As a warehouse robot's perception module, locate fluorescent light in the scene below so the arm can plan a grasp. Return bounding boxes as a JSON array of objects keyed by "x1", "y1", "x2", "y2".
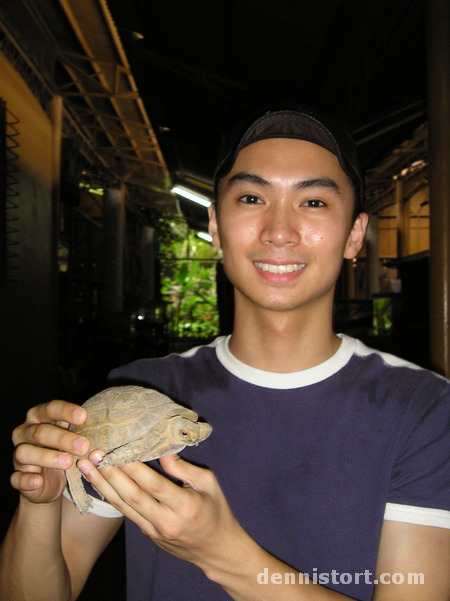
[
  {"x1": 197, "y1": 232, "x2": 213, "y2": 243},
  {"x1": 171, "y1": 185, "x2": 211, "y2": 208}
]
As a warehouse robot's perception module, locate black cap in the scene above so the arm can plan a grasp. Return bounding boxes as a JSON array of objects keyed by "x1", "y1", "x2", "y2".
[{"x1": 214, "y1": 106, "x2": 364, "y2": 214}]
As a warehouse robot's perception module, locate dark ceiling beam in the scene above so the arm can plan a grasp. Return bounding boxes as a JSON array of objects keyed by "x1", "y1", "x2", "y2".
[{"x1": 128, "y1": 46, "x2": 264, "y2": 106}]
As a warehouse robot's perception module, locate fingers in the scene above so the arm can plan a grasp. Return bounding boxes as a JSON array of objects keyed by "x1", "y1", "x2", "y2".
[
  {"x1": 79, "y1": 456, "x2": 214, "y2": 522},
  {"x1": 84, "y1": 455, "x2": 214, "y2": 511},
  {"x1": 9, "y1": 399, "x2": 90, "y2": 506},
  {"x1": 159, "y1": 454, "x2": 216, "y2": 492},
  {"x1": 9, "y1": 464, "x2": 67, "y2": 505},
  {"x1": 25, "y1": 399, "x2": 87, "y2": 427},
  {"x1": 78, "y1": 457, "x2": 188, "y2": 519},
  {"x1": 81, "y1": 459, "x2": 171, "y2": 507},
  {"x1": 14, "y1": 422, "x2": 88, "y2": 454},
  {"x1": 121, "y1": 461, "x2": 182, "y2": 505},
  {"x1": 76, "y1": 457, "x2": 233, "y2": 564},
  {"x1": 12, "y1": 401, "x2": 90, "y2": 456},
  {"x1": 14, "y1": 443, "x2": 73, "y2": 471},
  {"x1": 77, "y1": 459, "x2": 161, "y2": 536},
  {"x1": 10, "y1": 470, "x2": 44, "y2": 493},
  {"x1": 11, "y1": 441, "x2": 74, "y2": 502}
]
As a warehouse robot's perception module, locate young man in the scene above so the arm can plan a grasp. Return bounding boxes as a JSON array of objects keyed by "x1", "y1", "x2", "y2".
[{"x1": 1, "y1": 107, "x2": 449, "y2": 601}]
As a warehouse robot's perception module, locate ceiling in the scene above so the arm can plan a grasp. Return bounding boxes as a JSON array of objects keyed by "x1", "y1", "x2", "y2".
[
  {"x1": 0, "y1": 0, "x2": 180, "y2": 210},
  {"x1": 105, "y1": 0, "x2": 428, "y2": 226}
]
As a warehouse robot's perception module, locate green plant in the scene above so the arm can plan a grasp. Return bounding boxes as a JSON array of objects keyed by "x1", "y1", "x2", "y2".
[
  {"x1": 156, "y1": 213, "x2": 221, "y2": 339},
  {"x1": 372, "y1": 297, "x2": 393, "y2": 336}
]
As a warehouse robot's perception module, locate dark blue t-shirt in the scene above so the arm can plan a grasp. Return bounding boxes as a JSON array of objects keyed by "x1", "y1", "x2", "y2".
[{"x1": 83, "y1": 335, "x2": 450, "y2": 601}]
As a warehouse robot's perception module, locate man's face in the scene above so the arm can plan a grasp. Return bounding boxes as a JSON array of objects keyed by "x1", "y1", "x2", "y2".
[{"x1": 209, "y1": 138, "x2": 368, "y2": 316}]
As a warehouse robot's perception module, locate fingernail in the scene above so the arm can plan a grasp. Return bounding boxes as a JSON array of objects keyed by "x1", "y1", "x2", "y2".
[
  {"x1": 73, "y1": 437, "x2": 88, "y2": 454},
  {"x1": 57, "y1": 453, "x2": 71, "y2": 468},
  {"x1": 72, "y1": 407, "x2": 85, "y2": 423},
  {"x1": 90, "y1": 452, "x2": 103, "y2": 466},
  {"x1": 78, "y1": 462, "x2": 91, "y2": 475}
]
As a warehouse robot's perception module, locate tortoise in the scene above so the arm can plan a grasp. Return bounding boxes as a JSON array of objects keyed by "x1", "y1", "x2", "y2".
[{"x1": 65, "y1": 385, "x2": 212, "y2": 513}]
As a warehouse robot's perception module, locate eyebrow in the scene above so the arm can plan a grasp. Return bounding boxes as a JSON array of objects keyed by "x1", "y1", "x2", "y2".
[{"x1": 226, "y1": 171, "x2": 341, "y2": 193}]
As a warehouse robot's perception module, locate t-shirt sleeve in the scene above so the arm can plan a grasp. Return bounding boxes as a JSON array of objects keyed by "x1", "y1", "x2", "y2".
[
  {"x1": 385, "y1": 382, "x2": 450, "y2": 527},
  {"x1": 63, "y1": 486, "x2": 123, "y2": 518}
]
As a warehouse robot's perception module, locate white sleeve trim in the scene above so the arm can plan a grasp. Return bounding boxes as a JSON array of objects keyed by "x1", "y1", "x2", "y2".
[
  {"x1": 64, "y1": 490, "x2": 450, "y2": 526},
  {"x1": 63, "y1": 487, "x2": 123, "y2": 519},
  {"x1": 384, "y1": 502, "x2": 450, "y2": 529}
]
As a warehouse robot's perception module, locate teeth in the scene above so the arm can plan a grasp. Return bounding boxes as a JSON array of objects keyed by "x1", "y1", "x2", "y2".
[{"x1": 255, "y1": 262, "x2": 305, "y2": 274}]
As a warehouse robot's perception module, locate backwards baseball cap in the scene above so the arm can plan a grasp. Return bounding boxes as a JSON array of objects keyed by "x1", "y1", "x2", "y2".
[{"x1": 213, "y1": 106, "x2": 364, "y2": 214}]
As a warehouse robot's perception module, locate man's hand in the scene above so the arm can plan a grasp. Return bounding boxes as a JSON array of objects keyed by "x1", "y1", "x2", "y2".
[
  {"x1": 11, "y1": 400, "x2": 90, "y2": 505},
  {"x1": 76, "y1": 453, "x2": 247, "y2": 572}
]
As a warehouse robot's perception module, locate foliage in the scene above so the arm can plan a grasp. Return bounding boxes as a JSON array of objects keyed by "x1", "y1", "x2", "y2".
[
  {"x1": 156, "y1": 213, "x2": 221, "y2": 339},
  {"x1": 372, "y1": 297, "x2": 393, "y2": 336}
]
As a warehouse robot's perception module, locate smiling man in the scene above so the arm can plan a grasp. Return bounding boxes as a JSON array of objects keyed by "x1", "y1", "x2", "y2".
[
  {"x1": 210, "y1": 128, "x2": 367, "y2": 372},
  {"x1": 1, "y1": 106, "x2": 449, "y2": 601}
]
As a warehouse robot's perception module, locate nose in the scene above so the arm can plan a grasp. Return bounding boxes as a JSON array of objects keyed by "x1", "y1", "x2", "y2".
[{"x1": 260, "y1": 204, "x2": 301, "y2": 246}]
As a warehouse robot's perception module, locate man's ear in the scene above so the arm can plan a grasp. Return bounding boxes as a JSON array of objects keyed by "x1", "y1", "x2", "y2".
[
  {"x1": 344, "y1": 212, "x2": 369, "y2": 259},
  {"x1": 208, "y1": 204, "x2": 222, "y2": 250}
]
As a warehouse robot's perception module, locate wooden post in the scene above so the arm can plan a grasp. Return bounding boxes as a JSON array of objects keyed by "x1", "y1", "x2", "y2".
[
  {"x1": 100, "y1": 186, "x2": 125, "y2": 316},
  {"x1": 426, "y1": 0, "x2": 450, "y2": 376}
]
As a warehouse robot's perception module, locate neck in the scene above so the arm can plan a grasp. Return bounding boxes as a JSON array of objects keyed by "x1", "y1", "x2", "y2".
[{"x1": 229, "y1": 300, "x2": 341, "y2": 373}]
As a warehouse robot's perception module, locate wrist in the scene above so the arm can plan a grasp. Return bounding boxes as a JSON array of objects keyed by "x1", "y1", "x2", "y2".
[
  {"x1": 200, "y1": 525, "x2": 267, "y2": 587},
  {"x1": 18, "y1": 494, "x2": 63, "y2": 527}
]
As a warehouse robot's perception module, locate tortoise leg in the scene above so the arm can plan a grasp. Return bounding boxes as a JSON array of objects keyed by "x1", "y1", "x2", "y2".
[
  {"x1": 99, "y1": 438, "x2": 155, "y2": 467},
  {"x1": 66, "y1": 464, "x2": 93, "y2": 513},
  {"x1": 99, "y1": 438, "x2": 185, "y2": 468}
]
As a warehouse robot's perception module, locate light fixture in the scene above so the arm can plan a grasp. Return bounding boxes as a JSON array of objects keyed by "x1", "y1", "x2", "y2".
[
  {"x1": 197, "y1": 232, "x2": 213, "y2": 243},
  {"x1": 171, "y1": 185, "x2": 212, "y2": 208}
]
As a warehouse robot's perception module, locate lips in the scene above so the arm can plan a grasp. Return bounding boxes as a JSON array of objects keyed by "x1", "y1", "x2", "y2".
[{"x1": 254, "y1": 262, "x2": 306, "y2": 274}]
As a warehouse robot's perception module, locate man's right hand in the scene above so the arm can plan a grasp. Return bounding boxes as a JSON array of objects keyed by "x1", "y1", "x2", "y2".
[
  {"x1": 10, "y1": 400, "x2": 90, "y2": 505},
  {"x1": 2, "y1": 401, "x2": 121, "y2": 601}
]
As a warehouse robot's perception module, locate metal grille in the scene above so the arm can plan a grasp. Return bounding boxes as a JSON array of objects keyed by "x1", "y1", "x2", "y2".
[{"x1": 0, "y1": 99, "x2": 20, "y2": 284}]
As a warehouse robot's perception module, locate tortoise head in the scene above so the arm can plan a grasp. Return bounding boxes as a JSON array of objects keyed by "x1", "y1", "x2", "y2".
[{"x1": 167, "y1": 416, "x2": 212, "y2": 446}]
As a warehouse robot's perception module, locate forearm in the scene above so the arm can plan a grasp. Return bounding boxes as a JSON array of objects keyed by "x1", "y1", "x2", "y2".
[
  {"x1": 0, "y1": 497, "x2": 72, "y2": 601},
  {"x1": 202, "y1": 531, "x2": 354, "y2": 601}
]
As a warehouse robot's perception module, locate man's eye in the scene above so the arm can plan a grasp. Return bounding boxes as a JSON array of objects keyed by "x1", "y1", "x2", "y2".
[
  {"x1": 303, "y1": 199, "x2": 325, "y2": 208},
  {"x1": 239, "y1": 194, "x2": 261, "y2": 204}
]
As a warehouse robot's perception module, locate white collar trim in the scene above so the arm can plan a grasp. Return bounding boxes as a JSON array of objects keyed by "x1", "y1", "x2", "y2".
[{"x1": 214, "y1": 334, "x2": 357, "y2": 389}]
